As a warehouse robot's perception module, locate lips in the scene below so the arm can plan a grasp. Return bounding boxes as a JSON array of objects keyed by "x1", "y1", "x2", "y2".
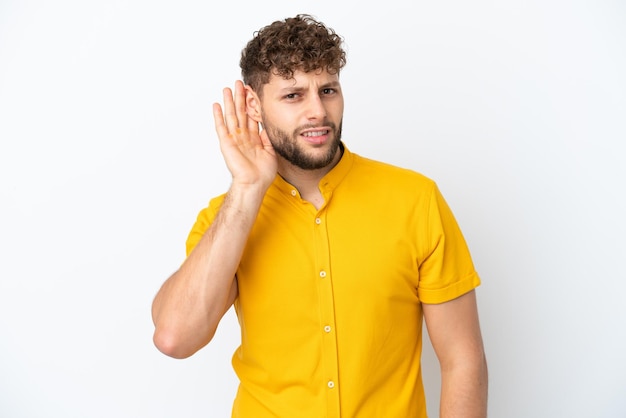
[{"x1": 300, "y1": 128, "x2": 331, "y2": 145}]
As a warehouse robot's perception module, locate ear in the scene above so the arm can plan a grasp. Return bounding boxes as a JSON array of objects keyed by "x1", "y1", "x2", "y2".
[{"x1": 245, "y1": 85, "x2": 263, "y2": 123}]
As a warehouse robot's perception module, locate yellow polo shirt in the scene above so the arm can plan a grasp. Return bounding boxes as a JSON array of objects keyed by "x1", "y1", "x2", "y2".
[{"x1": 186, "y1": 146, "x2": 480, "y2": 417}]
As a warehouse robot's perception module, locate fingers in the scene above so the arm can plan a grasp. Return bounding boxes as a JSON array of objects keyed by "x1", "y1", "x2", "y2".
[
  {"x1": 212, "y1": 102, "x2": 228, "y2": 141},
  {"x1": 213, "y1": 81, "x2": 265, "y2": 158},
  {"x1": 222, "y1": 86, "x2": 238, "y2": 134},
  {"x1": 234, "y1": 81, "x2": 248, "y2": 130},
  {"x1": 223, "y1": 81, "x2": 248, "y2": 132}
]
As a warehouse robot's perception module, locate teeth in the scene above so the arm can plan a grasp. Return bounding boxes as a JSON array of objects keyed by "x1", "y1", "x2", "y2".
[{"x1": 303, "y1": 130, "x2": 327, "y2": 137}]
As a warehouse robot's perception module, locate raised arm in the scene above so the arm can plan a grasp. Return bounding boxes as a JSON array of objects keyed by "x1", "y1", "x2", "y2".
[
  {"x1": 151, "y1": 81, "x2": 277, "y2": 359},
  {"x1": 423, "y1": 290, "x2": 488, "y2": 417}
]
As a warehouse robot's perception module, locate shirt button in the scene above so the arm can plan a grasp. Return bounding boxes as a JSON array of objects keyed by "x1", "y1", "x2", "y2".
[
  {"x1": 315, "y1": 218, "x2": 321, "y2": 225},
  {"x1": 327, "y1": 381, "x2": 335, "y2": 389},
  {"x1": 324, "y1": 325, "x2": 331, "y2": 333},
  {"x1": 290, "y1": 189, "x2": 297, "y2": 196},
  {"x1": 319, "y1": 271, "x2": 327, "y2": 278}
]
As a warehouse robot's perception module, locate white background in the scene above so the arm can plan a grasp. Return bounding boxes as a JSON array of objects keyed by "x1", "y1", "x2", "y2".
[{"x1": 1, "y1": 1, "x2": 625, "y2": 417}]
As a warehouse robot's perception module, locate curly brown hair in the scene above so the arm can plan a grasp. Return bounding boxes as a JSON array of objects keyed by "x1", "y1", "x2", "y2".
[{"x1": 240, "y1": 14, "x2": 347, "y2": 95}]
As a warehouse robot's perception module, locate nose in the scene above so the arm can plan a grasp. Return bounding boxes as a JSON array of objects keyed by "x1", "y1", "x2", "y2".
[{"x1": 305, "y1": 94, "x2": 327, "y2": 121}]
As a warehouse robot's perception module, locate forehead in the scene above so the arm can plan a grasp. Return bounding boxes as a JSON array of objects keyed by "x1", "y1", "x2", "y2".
[{"x1": 265, "y1": 68, "x2": 340, "y2": 91}]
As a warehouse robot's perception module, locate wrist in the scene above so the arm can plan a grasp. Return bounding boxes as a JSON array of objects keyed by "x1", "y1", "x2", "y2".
[{"x1": 226, "y1": 181, "x2": 270, "y2": 210}]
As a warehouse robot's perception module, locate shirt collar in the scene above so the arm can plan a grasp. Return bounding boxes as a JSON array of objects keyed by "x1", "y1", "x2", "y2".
[
  {"x1": 319, "y1": 142, "x2": 353, "y2": 193},
  {"x1": 272, "y1": 142, "x2": 354, "y2": 196}
]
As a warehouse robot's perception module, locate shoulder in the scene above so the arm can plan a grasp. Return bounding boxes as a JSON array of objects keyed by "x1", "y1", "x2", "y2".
[
  {"x1": 348, "y1": 153, "x2": 436, "y2": 192},
  {"x1": 196, "y1": 193, "x2": 227, "y2": 223},
  {"x1": 185, "y1": 193, "x2": 227, "y2": 256}
]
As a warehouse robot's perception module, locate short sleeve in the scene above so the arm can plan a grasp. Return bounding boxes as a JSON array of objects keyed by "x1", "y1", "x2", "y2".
[
  {"x1": 185, "y1": 194, "x2": 226, "y2": 257},
  {"x1": 417, "y1": 184, "x2": 481, "y2": 304}
]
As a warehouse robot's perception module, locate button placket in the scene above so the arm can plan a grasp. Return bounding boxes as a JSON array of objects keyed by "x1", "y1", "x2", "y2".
[{"x1": 312, "y1": 209, "x2": 340, "y2": 415}]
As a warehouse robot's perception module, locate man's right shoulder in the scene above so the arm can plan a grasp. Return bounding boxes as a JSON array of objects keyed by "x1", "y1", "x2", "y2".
[{"x1": 185, "y1": 193, "x2": 227, "y2": 256}]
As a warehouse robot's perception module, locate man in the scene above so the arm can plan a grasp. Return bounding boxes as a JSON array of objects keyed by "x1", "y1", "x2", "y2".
[{"x1": 152, "y1": 14, "x2": 488, "y2": 417}]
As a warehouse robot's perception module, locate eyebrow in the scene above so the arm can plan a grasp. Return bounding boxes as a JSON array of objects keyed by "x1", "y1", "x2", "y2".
[{"x1": 277, "y1": 81, "x2": 341, "y2": 94}]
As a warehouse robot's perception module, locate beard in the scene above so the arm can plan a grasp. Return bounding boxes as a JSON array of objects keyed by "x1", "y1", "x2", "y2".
[{"x1": 262, "y1": 115, "x2": 343, "y2": 170}]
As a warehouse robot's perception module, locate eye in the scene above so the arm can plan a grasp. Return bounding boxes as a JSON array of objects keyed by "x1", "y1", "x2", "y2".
[
  {"x1": 322, "y1": 88, "x2": 336, "y2": 95},
  {"x1": 284, "y1": 93, "x2": 300, "y2": 100}
]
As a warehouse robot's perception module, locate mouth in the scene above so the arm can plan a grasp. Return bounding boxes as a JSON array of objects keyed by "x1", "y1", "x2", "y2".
[{"x1": 300, "y1": 128, "x2": 331, "y2": 145}]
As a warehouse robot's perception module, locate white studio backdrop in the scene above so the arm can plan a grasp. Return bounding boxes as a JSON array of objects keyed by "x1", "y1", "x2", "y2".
[{"x1": 1, "y1": 1, "x2": 625, "y2": 417}]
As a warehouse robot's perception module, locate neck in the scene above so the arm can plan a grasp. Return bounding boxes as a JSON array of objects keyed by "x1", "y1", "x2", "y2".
[{"x1": 277, "y1": 147, "x2": 343, "y2": 209}]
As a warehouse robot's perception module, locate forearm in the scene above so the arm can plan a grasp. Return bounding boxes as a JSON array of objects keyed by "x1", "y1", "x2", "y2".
[
  {"x1": 151, "y1": 184, "x2": 266, "y2": 358},
  {"x1": 439, "y1": 354, "x2": 488, "y2": 418}
]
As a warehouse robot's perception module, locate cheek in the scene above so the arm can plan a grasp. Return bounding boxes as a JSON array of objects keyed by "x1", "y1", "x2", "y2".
[
  {"x1": 328, "y1": 101, "x2": 344, "y2": 120},
  {"x1": 268, "y1": 114, "x2": 299, "y2": 132},
  {"x1": 262, "y1": 105, "x2": 288, "y2": 126},
  {"x1": 338, "y1": 100, "x2": 345, "y2": 113}
]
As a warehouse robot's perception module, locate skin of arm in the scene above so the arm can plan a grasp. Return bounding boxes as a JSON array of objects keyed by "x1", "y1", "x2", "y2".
[
  {"x1": 422, "y1": 290, "x2": 489, "y2": 417},
  {"x1": 151, "y1": 81, "x2": 277, "y2": 359}
]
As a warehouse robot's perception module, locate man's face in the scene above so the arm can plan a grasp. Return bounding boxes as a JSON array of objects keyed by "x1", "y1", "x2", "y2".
[{"x1": 256, "y1": 69, "x2": 344, "y2": 170}]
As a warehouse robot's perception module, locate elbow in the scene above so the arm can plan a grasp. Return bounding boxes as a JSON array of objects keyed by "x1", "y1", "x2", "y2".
[
  {"x1": 440, "y1": 347, "x2": 488, "y2": 382},
  {"x1": 153, "y1": 326, "x2": 212, "y2": 359},
  {"x1": 153, "y1": 328, "x2": 191, "y2": 359}
]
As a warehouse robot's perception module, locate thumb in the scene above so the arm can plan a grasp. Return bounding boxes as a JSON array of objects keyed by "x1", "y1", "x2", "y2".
[{"x1": 259, "y1": 129, "x2": 274, "y2": 151}]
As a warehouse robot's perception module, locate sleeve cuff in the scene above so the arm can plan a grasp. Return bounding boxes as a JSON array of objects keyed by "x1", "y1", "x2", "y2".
[{"x1": 418, "y1": 272, "x2": 481, "y2": 304}]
